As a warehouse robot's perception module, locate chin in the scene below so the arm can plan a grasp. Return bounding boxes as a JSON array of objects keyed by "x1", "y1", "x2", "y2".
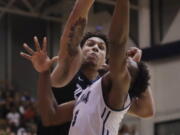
[{"x1": 83, "y1": 60, "x2": 97, "y2": 68}]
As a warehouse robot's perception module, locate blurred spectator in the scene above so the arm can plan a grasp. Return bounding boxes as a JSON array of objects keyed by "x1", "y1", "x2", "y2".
[
  {"x1": 6, "y1": 107, "x2": 20, "y2": 132},
  {"x1": 17, "y1": 127, "x2": 27, "y2": 135},
  {"x1": 0, "y1": 83, "x2": 38, "y2": 134},
  {"x1": 118, "y1": 124, "x2": 139, "y2": 135},
  {"x1": 118, "y1": 124, "x2": 131, "y2": 135}
]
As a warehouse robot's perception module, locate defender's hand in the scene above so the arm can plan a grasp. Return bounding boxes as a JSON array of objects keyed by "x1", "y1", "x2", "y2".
[
  {"x1": 127, "y1": 47, "x2": 142, "y2": 62},
  {"x1": 20, "y1": 36, "x2": 58, "y2": 73}
]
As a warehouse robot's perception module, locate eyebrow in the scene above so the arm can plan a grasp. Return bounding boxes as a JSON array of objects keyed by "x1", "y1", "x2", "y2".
[{"x1": 87, "y1": 39, "x2": 105, "y2": 44}]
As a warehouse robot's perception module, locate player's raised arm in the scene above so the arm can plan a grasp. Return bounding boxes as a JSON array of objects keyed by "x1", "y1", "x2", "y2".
[
  {"x1": 127, "y1": 48, "x2": 155, "y2": 118},
  {"x1": 21, "y1": 37, "x2": 75, "y2": 126},
  {"x1": 104, "y1": 0, "x2": 130, "y2": 110},
  {"x1": 51, "y1": 0, "x2": 95, "y2": 88},
  {"x1": 108, "y1": 0, "x2": 129, "y2": 69}
]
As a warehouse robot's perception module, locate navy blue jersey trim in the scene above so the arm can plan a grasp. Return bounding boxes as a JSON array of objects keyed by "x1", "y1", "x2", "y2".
[
  {"x1": 102, "y1": 111, "x2": 111, "y2": 135},
  {"x1": 101, "y1": 107, "x2": 106, "y2": 118},
  {"x1": 101, "y1": 80, "x2": 131, "y2": 112},
  {"x1": 107, "y1": 130, "x2": 109, "y2": 135}
]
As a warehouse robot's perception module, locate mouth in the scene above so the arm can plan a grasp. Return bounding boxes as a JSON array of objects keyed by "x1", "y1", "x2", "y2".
[{"x1": 88, "y1": 53, "x2": 98, "y2": 60}]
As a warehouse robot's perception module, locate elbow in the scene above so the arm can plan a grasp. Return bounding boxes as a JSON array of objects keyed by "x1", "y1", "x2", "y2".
[
  {"x1": 50, "y1": 73, "x2": 69, "y2": 88},
  {"x1": 38, "y1": 111, "x2": 55, "y2": 126},
  {"x1": 143, "y1": 111, "x2": 155, "y2": 118},
  {"x1": 41, "y1": 115, "x2": 59, "y2": 127},
  {"x1": 140, "y1": 108, "x2": 155, "y2": 118},
  {"x1": 148, "y1": 107, "x2": 155, "y2": 117},
  {"x1": 37, "y1": 105, "x2": 59, "y2": 127},
  {"x1": 42, "y1": 119, "x2": 53, "y2": 127}
]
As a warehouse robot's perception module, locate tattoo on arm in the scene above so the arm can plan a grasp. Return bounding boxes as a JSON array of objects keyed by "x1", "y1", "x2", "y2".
[
  {"x1": 61, "y1": 58, "x2": 71, "y2": 79},
  {"x1": 67, "y1": 18, "x2": 86, "y2": 56}
]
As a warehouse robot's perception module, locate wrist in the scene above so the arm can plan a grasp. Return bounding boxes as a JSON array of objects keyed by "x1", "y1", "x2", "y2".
[{"x1": 39, "y1": 70, "x2": 51, "y2": 75}]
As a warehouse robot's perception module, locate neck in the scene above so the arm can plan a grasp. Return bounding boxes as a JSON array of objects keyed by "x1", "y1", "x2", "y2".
[{"x1": 81, "y1": 65, "x2": 99, "y2": 81}]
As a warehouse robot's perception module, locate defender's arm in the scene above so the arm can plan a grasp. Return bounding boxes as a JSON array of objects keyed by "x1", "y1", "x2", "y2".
[
  {"x1": 51, "y1": 0, "x2": 95, "y2": 88},
  {"x1": 104, "y1": 0, "x2": 130, "y2": 110},
  {"x1": 128, "y1": 87, "x2": 155, "y2": 118},
  {"x1": 38, "y1": 71, "x2": 75, "y2": 126}
]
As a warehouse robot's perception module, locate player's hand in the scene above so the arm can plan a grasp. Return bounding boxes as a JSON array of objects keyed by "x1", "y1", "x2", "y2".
[
  {"x1": 127, "y1": 47, "x2": 142, "y2": 62},
  {"x1": 20, "y1": 36, "x2": 58, "y2": 73}
]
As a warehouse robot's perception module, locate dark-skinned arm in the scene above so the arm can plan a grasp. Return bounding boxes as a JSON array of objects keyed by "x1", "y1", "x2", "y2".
[
  {"x1": 21, "y1": 37, "x2": 75, "y2": 126},
  {"x1": 104, "y1": 0, "x2": 130, "y2": 110},
  {"x1": 128, "y1": 87, "x2": 155, "y2": 118},
  {"x1": 38, "y1": 71, "x2": 75, "y2": 126},
  {"x1": 51, "y1": 0, "x2": 95, "y2": 88}
]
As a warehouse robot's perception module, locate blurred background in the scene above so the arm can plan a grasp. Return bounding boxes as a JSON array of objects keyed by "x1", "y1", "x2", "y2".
[{"x1": 0, "y1": 0, "x2": 180, "y2": 134}]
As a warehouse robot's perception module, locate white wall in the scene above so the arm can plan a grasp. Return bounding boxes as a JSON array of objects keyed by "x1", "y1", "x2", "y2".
[
  {"x1": 150, "y1": 57, "x2": 180, "y2": 122},
  {"x1": 162, "y1": 9, "x2": 180, "y2": 44}
]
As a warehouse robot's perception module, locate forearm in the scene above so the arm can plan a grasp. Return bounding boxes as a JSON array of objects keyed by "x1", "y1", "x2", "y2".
[
  {"x1": 138, "y1": 87, "x2": 155, "y2": 117},
  {"x1": 37, "y1": 71, "x2": 59, "y2": 125},
  {"x1": 51, "y1": 53, "x2": 82, "y2": 87},
  {"x1": 105, "y1": 0, "x2": 131, "y2": 110},
  {"x1": 108, "y1": 0, "x2": 130, "y2": 77},
  {"x1": 129, "y1": 87, "x2": 155, "y2": 118},
  {"x1": 60, "y1": 0, "x2": 95, "y2": 50},
  {"x1": 51, "y1": 0, "x2": 95, "y2": 87},
  {"x1": 62, "y1": 0, "x2": 94, "y2": 38},
  {"x1": 108, "y1": 0, "x2": 129, "y2": 46}
]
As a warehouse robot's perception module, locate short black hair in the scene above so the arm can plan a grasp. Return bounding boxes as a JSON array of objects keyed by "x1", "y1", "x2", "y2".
[
  {"x1": 129, "y1": 61, "x2": 150, "y2": 99},
  {"x1": 80, "y1": 32, "x2": 109, "y2": 56}
]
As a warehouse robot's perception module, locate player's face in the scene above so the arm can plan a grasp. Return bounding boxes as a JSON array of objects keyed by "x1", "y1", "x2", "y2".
[{"x1": 82, "y1": 37, "x2": 106, "y2": 69}]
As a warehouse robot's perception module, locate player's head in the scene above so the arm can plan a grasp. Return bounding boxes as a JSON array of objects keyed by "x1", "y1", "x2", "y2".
[
  {"x1": 127, "y1": 58, "x2": 150, "y2": 98},
  {"x1": 80, "y1": 32, "x2": 109, "y2": 69}
]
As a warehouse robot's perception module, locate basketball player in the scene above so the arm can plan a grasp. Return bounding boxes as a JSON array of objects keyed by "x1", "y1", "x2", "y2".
[
  {"x1": 20, "y1": 0, "x2": 154, "y2": 134},
  {"x1": 21, "y1": 0, "x2": 110, "y2": 134}
]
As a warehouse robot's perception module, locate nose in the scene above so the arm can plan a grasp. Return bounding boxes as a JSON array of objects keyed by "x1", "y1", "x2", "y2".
[{"x1": 92, "y1": 44, "x2": 99, "y2": 52}]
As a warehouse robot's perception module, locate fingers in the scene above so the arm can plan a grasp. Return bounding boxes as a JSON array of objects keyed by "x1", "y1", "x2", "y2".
[
  {"x1": 133, "y1": 53, "x2": 141, "y2": 62},
  {"x1": 42, "y1": 37, "x2": 47, "y2": 52},
  {"x1": 128, "y1": 47, "x2": 137, "y2": 54},
  {"x1": 20, "y1": 52, "x2": 32, "y2": 60},
  {"x1": 127, "y1": 47, "x2": 142, "y2": 56},
  {"x1": 133, "y1": 49, "x2": 142, "y2": 61},
  {"x1": 51, "y1": 56, "x2": 59, "y2": 64},
  {"x1": 33, "y1": 36, "x2": 41, "y2": 51},
  {"x1": 21, "y1": 36, "x2": 47, "y2": 59},
  {"x1": 132, "y1": 50, "x2": 142, "y2": 62},
  {"x1": 127, "y1": 47, "x2": 142, "y2": 62},
  {"x1": 23, "y1": 43, "x2": 35, "y2": 55}
]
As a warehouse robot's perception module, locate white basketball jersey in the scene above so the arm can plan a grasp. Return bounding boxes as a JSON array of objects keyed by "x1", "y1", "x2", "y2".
[{"x1": 69, "y1": 78, "x2": 131, "y2": 135}]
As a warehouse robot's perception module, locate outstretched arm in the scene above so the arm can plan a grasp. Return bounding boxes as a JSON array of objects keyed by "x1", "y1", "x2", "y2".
[
  {"x1": 38, "y1": 71, "x2": 75, "y2": 126},
  {"x1": 128, "y1": 47, "x2": 155, "y2": 118},
  {"x1": 108, "y1": 0, "x2": 129, "y2": 77},
  {"x1": 51, "y1": 0, "x2": 95, "y2": 87},
  {"x1": 21, "y1": 37, "x2": 75, "y2": 126},
  {"x1": 127, "y1": 48, "x2": 155, "y2": 118},
  {"x1": 104, "y1": 0, "x2": 130, "y2": 110}
]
